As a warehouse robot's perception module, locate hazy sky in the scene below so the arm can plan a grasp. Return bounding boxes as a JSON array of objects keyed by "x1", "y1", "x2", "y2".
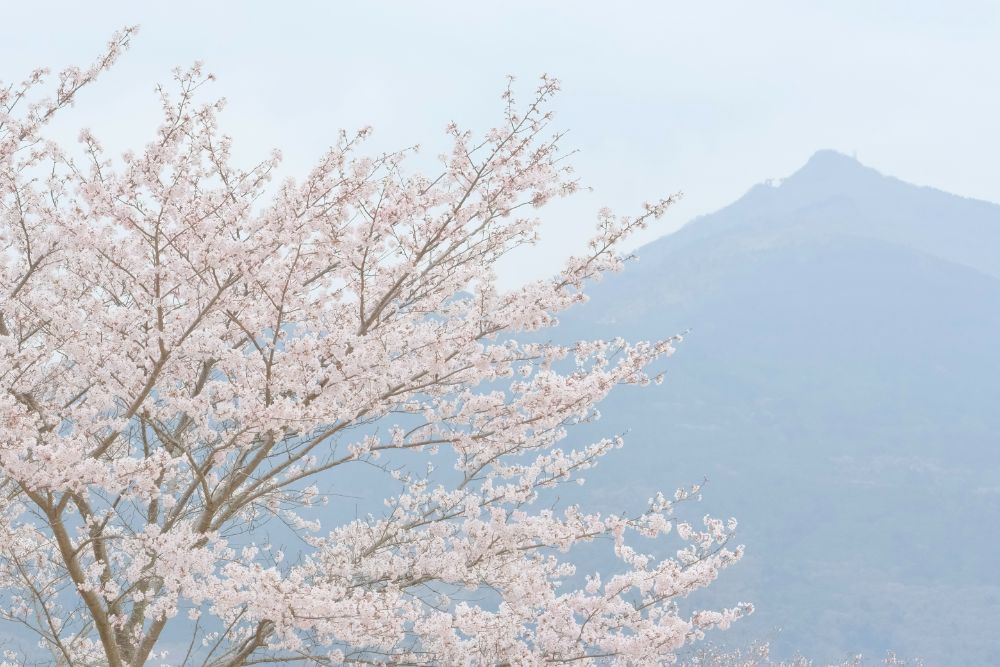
[{"x1": 3, "y1": 1, "x2": 998, "y2": 286}]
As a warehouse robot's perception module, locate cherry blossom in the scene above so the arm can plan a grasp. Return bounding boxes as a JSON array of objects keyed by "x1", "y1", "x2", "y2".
[{"x1": 0, "y1": 30, "x2": 748, "y2": 666}]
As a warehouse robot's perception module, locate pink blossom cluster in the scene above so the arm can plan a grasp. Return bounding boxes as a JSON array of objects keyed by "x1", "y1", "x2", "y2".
[{"x1": 0, "y1": 30, "x2": 748, "y2": 665}]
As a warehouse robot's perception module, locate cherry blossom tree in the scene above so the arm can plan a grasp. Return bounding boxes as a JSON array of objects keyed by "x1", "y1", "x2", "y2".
[{"x1": 0, "y1": 29, "x2": 749, "y2": 666}]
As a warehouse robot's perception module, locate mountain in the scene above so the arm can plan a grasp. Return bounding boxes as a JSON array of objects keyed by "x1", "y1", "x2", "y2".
[{"x1": 556, "y1": 151, "x2": 1000, "y2": 665}]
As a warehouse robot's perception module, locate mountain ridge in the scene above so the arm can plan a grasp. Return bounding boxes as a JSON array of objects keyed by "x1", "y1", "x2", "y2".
[
  {"x1": 555, "y1": 151, "x2": 1000, "y2": 665},
  {"x1": 635, "y1": 149, "x2": 1000, "y2": 282}
]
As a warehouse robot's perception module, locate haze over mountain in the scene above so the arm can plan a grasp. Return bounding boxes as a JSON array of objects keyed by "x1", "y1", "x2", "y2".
[{"x1": 558, "y1": 151, "x2": 1000, "y2": 665}]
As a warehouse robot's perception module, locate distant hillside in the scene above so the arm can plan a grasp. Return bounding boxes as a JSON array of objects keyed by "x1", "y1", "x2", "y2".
[{"x1": 556, "y1": 151, "x2": 1000, "y2": 665}]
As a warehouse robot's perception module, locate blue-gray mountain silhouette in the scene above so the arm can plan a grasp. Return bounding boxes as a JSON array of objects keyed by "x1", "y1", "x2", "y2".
[{"x1": 556, "y1": 150, "x2": 1000, "y2": 665}]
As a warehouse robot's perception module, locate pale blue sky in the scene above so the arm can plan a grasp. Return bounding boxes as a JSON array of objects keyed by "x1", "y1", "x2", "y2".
[{"x1": 3, "y1": 1, "x2": 998, "y2": 286}]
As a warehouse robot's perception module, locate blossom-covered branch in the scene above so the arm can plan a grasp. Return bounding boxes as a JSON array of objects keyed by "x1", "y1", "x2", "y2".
[{"x1": 0, "y1": 34, "x2": 747, "y2": 666}]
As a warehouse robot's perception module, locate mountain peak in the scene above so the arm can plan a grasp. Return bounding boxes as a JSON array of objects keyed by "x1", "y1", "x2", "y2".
[
  {"x1": 784, "y1": 149, "x2": 882, "y2": 187},
  {"x1": 805, "y1": 148, "x2": 862, "y2": 168}
]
